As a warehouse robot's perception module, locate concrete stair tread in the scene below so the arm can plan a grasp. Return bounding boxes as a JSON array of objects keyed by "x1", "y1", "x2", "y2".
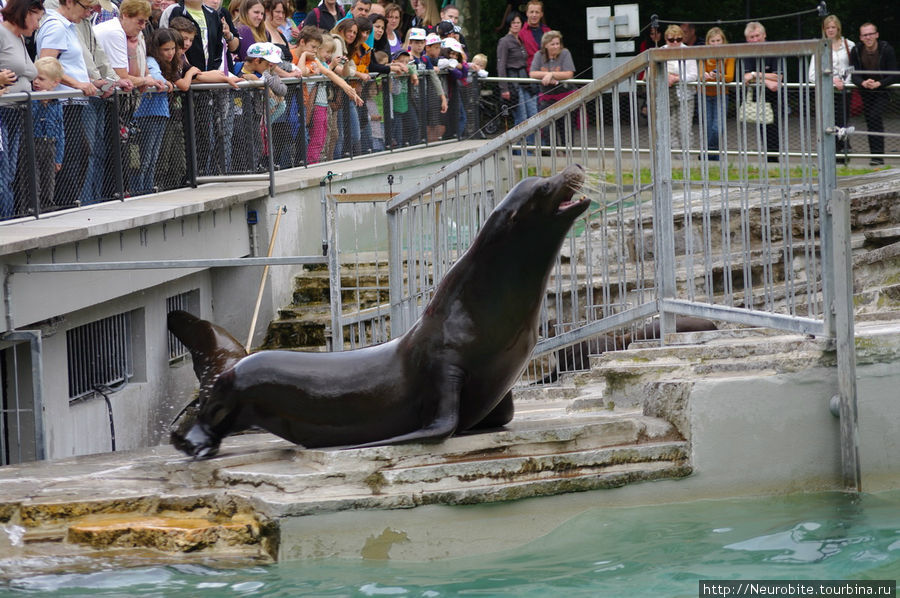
[
  {"x1": 593, "y1": 334, "x2": 827, "y2": 364},
  {"x1": 219, "y1": 440, "x2": 690, "y2": 514},
  {"x1": 210, "y1": 407, "x2": 684, "y2": 504}
]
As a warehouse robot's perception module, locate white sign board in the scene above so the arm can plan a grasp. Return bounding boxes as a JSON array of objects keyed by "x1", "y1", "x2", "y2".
[
  {"x1": 592, "y1": 41, "x2": 636, "y2": 54},
  {"x1": 586, "y1": 4, "x2": 640, "y2": 40}
]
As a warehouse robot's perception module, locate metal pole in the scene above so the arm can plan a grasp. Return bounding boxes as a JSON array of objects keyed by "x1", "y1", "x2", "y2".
[
  {"x1": 297, "y1": 82, "x2": 308, "y2": 166},
  {"x1": 649, "y1": 52, "x2": 676, "y2": 341},
  {"x1": 383, "y1": 74, "x2": 393, "y2": 149},
  {"x1": 184, "y1": 88, "x2": 198, "y2": 188},
  {"x1": 110, "y1": 93, "x2": 124, "y2": 199},
  {"x1": 264, "y1": 82, "x2": 276, "y2": 197},
  {"x1": 246, "y1": 204, "x2": 285, "y2": 349},
  {"x1": 326, "y1": 192, "x2": 342, "y2": 351},
  {"x1": 20, "y1": 93, "x2": 39, "y2": 217},
  {"x1": 7, "y1": 255, "x2": 327, "y2": 273},
  {"x1": 816, "y1": 39, "x2": 837, "y2": 338}
]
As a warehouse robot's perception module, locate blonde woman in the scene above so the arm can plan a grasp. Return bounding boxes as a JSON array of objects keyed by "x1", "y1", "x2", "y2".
[
  {"x1": 809, "y1": 15, "x2": 854, "y2": 155},
  {"x1": 529, "y1": 30, "x2": 574, "y2": 145},
  {"x1": 409, "y1": 0, "x2": 439, "y2": 32},
  {"x1": 701, "y1": 27, "x2": 734, "y2": 160},
  {"x1": 663, "y1": 24, "x2": 698, "y2": 152}
]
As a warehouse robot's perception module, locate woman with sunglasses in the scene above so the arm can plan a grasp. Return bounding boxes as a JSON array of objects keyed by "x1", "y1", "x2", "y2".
[{"x1": 663, "y1": 24, "x2": 698, "y2": 153}]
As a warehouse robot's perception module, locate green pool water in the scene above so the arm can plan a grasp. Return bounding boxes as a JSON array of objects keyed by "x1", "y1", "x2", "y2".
[{"x1": 3, "y1": 490, "x2": 899, "y2": 597}]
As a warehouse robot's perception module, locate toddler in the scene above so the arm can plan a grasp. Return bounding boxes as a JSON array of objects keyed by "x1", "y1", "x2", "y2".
[{"x1": 31, "y1": 57, "x2": 65, "y2": 210}]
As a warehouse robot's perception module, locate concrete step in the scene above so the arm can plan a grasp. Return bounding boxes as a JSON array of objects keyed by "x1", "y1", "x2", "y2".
[
  {"x1": 214, "y1": 409, "x2": 688, "y2": 515},
  {"x1": 66, "y1": 513, "x2": 262, "y2": 553},
  {"x1": 574, "y1": 334, "x2": 830, "y2": 407}
]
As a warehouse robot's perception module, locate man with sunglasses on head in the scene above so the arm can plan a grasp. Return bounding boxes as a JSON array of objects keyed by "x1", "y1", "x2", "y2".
[
  {"x1": 741, "y1": 21, "x2": 782, "y2": 162},
  {"x1": 849, "y1": 23, "x2": 897, "y2": 166}
]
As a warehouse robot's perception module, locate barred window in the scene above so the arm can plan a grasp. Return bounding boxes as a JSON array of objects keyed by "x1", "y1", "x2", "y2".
[
  {"x1": 67, "y1": 312, "x2": 135, "y2": 401},
  {"x1": 166, "y1": 290, "x2": 200, "y2": 362}
]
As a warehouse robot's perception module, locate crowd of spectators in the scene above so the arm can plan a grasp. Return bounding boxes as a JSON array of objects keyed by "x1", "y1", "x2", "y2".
[
  {"x1": 635, "y1": 16, "x2": 895, "y2": 164},
  {"x1": 0, "y1": 0, "x2": 897, "y2": 217}
]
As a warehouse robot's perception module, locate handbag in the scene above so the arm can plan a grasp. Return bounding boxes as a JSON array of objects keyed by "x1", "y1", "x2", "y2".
[
  {"x1": 849, "y1": 89, "x2": 863, "y2": 117},
  {"x1": 738, "y1": 89, "x2": 774, "y2": 125},
  {"x1": 842, "y1": 38, "x2": 864, "y2": 117}
]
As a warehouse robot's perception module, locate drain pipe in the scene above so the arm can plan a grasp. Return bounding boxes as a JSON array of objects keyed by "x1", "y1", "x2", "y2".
[
  {"x1": 92, "y1": 385, "x2": 117, "y2": 452},
  {"x1": 3, "y1": 264, "x2": 13, "y2": 333}
]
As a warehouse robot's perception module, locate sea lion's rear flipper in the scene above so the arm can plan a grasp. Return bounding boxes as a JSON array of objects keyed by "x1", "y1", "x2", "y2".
[
  {"x1": 167, "y1": 310, "x2": 248, "y2": 393},
  {"x1": 167, "y1": 311, "x2": 248, "y2": 455}
]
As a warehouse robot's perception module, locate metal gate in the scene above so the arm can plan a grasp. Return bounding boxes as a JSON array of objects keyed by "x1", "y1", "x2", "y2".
[{"x1": 383, "y1": 41, "x2": 860, "y2": 489}]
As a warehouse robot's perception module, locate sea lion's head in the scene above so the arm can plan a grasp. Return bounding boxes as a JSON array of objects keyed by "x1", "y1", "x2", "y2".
[{"x1": 482, "y1": 164, "x2": 590, "y2": 247}]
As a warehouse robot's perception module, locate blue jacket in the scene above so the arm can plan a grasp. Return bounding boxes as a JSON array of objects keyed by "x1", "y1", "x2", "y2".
[{"x1": 31, "y1": 100, "x2": 65, "y2": 164}]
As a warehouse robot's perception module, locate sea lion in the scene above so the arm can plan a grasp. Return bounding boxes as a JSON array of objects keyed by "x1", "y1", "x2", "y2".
[{"x1": 168, "y1": 164, "x2": 590, "y2": 458}]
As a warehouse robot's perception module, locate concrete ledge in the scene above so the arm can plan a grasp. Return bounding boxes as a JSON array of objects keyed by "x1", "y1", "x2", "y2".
[{"x1": 0, "y1": 140, "x2": 486, "y2": 255}]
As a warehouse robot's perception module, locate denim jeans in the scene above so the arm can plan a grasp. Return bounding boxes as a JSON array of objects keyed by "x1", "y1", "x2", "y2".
[
  {"x1": 519, "y1": 83, "x2": 537, "y2": 144},
  {"x1": 704, "y1": 94, "x2": 727, "y2": 158},
  {"x1": 79, "y1": 98, "x2": 108, "y2": 205},
  {"x1": 130, "y1": 116, "x2": 167, "y2": 195},
  {"x1": 509, "y1": 89, "x2": 527, "y2": 126},
  {"x1": 334, "y1": 101, "x2": 361, "y2": 158}
]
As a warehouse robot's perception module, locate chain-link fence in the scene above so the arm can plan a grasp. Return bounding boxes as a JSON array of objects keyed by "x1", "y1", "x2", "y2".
[
  {"x1": 1, "y1": 72, "x2": 470, "y2": 222},
  {"x1": 3, "y1": 65, "x2": 896, "y2": 223}
]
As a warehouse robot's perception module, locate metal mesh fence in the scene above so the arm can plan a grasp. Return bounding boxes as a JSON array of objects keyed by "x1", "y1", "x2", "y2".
[
  {"x1": 470, "y1": 76, "x2": 900, "y2": 161},
  {"x1": 385, "y1": 41, "x2": 841, "y2": 387},
  {"x1": 3, "y1": 63, "x2": 895, "y2": 224}
]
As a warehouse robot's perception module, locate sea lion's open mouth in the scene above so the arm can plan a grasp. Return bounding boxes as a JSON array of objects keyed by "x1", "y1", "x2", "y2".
[
  {"x1": 553, "y1": 164, "x2": 587, "y2": 215},
  {"x1": 556, "y1": 196, "x2": 591, "y2": 215}
]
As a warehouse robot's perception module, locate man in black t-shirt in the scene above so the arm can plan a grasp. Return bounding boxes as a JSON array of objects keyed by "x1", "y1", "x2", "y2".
[{"x1": 302, "y1": 0, "x2": 345, "y2": 33}]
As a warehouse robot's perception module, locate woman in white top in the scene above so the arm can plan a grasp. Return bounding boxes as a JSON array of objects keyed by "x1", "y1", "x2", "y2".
[
  {"x1": 808, "y1": 14, "x2": 854, "y2": 155},
  {"x1": 383, "y1": 3, "x2": 404, "y2": 57},
  {"x1": 663, "y1": 24, "x2": 698, "y2": 152},
  {"x1": 93, "y1": 0, "x2": 166, "y2": 90}
]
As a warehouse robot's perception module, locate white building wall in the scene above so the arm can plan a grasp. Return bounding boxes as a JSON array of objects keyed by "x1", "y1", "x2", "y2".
[{"x1": 1, "y1": 146, "x2": 477, "y2": 462}]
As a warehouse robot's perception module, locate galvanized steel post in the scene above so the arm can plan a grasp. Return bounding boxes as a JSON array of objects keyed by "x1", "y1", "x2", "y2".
[{"x1": 649, "y1": 52, "x2": 676, "y2": 342}]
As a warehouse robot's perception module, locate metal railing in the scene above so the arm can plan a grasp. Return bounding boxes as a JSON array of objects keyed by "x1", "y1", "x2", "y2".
[
  {"x1": 0, "y1": 72, "x2": 469, "y2": 222},
  {"x1": 3, "y1": 66, "x2": 895, "y2": 223},
  {"x1": 475, "y1": 75, "x2": 899, "y2": 158},
  {"x1": 383, "y1": 40, "x2": 861, "y2": 489}
]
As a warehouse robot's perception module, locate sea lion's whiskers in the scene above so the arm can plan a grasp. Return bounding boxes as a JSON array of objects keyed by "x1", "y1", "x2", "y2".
[{"x1": 578, "y1": 180, "x2": 606, "y2": 195}]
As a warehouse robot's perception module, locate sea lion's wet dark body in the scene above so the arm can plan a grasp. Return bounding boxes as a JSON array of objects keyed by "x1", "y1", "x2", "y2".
[{"x1": 170, "y1": 165, "x2": 590, "y2": 458}]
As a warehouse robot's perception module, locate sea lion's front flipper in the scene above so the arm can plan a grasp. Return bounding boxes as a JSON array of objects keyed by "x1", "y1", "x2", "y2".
[{"x1": 348, "y1": 365, "x2": 464, "y2": 449}]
